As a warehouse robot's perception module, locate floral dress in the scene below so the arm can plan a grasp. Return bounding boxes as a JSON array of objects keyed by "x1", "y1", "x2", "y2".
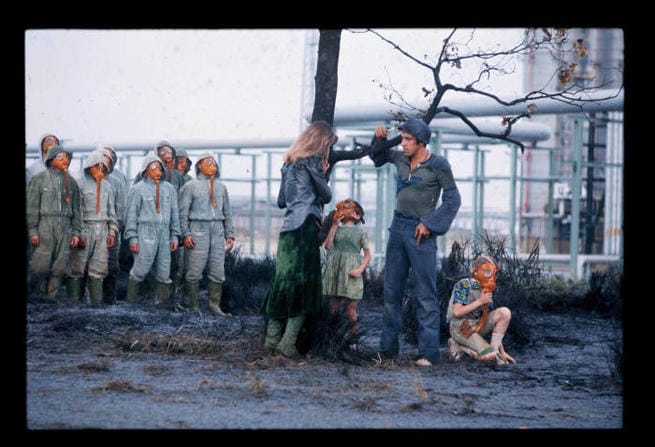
[{"x1": 322, "y1": 224, "x2": 369, "y2": 300}]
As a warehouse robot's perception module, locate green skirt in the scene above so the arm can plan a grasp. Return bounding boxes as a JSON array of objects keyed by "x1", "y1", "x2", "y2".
[{"x1": 261, "y1": 215, "x2": 322, "y2": 319}]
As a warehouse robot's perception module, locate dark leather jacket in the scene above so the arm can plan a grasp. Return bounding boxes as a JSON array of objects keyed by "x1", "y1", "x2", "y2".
[{"x1": 277, "y1": 154, "x2": 332, "y2": 233}]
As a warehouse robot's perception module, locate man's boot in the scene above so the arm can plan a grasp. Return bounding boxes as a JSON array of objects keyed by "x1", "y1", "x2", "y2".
[
  {"x1": 66, "y1": 277, "x2": 82, "y2": 302},
  {"x1": 46, "y1": 276, "x2": 62, "y2": 300},
  {"x1": 103, "y1": 273, "x2": 117, "y2": 304},
  {"x1": 185, "y1": 281, "x2": 201, "y2": 314},
  {"x1": 126, "y1": 278, "x2": 140, "y2": 304},
  {"x1": 88, "y1": 277, "x2": 104, "y2": 304},
  {"x1": 276, "y1": 315, "x2": 305, "y2": 359},
  {"x1": 207, "y1": 281, "x2": 229, "y2": 316},
  {"x1": 264, "y1": 319, "x2": 283, "y2": 352},
  {"x1": 154, "y1": 281, "x2": 171, "y2": 310}
]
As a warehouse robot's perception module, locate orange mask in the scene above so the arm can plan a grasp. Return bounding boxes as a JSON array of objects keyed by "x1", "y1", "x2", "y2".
[
  {"x1": 335, "y1": 198, "x2": 364, "y2": 223},
  {"x1": 157, "y1": 146, "x2": 173, "y2": 161},
  {"x1": 51, "y1": 152, "x2": 70, "y2": 172},
  {"x1": 89, "y1": 163, "x2": 105, "y2": 181},
  {"x1": 176, "y1": 157, "x2": 190, "y2": 174},
  {"x1": 198, "y1": 157, "x2": 218, "y2": 177},
  {"x1": 146, "y1": 161, "x2": 163, "y2": 181},
  {"x1": 474, "y1": 262, "x2": 498, "y2": 292},
  {"x1": 102, "y1": 155, "x2": 114, "y2": 175},
  {"x1": 41, "y1": 135, "x2": 58, "y2": 160}
]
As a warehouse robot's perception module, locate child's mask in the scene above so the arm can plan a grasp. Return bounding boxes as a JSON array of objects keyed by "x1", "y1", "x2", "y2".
[
  {"x1": 89, "y1": 163, "x2": 105, "y2": 181},
  {"x1": 198, "y1": 157, "x2": 218, "y2": 177},
  {"x1": 474, "y1": 262, "x2": 498, "y2": 292},
  {"x1": 146, "y1": 161, "x2": 163, "y2": 181},
  {"x1": 51, "y1": 152, "x2": 70, "y2": 171}
]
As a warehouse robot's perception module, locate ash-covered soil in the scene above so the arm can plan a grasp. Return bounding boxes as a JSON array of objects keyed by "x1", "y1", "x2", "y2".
[{"x1": 25, "y1": 294, "x2": 623, "y2": 430}]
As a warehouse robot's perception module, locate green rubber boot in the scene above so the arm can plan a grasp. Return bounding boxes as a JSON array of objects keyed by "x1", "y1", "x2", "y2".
[
  {"x1": 126, "y1": 278, "x2": 140, "y2": 304},
  {"x1": 185, "y1": 281, "x2": 201, "y2": 314},
  {"x1": 276, "y1": 315, "x2": 305, "y2": 359},
  {"x1": 103, "y1": 273, "x2": 117, "y2": 304},
  {"x1": 46, "y1": 276, "x2": 62, "y2": 300},
  {"x1": 30, "y1": 273, "x2": 48, "y2": 299},
  {"x1": 154, "y1": 281, "x2": 171, "y2": 309},
  {"x1": 88, "y1": 277, "x2": 104, "y2": 304},
  {"x1": 207, "y1": 281, "x2": 229, "y2": 316},
  {"x1": 264, "y1": 319, "x2": 283, "y2": 352},
  {"x1": 66, "y1": 277, "x2": 82, "y2": 302}
]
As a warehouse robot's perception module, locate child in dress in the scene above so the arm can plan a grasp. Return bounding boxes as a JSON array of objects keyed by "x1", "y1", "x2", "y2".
[{"x1": 321, "y1": 199, "x2": 371, "y2": 350}]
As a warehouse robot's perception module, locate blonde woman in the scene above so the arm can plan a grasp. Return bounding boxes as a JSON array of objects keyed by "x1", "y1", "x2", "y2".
[{"x1": 261, "y1": 121, "x2": 337, "y2": 358}]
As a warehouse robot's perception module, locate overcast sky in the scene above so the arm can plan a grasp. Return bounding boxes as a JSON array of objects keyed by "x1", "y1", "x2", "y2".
[{"x1": 25, "y1": 28, "x2": 525, "y2": 148}]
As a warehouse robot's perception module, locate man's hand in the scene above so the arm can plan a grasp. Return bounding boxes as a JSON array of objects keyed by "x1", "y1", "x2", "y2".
[
  {"x1": 29, "y1": 235, "x2": 40, "y2": 248},
  {"x1": 414, "y1": 222, "x2": 431, "y2": 246},
  {"x1": 184, "y1": 235, "x2": 196, "y2": 249},
  {"x1": 70, "y1": 235, "x2": 80, "y2": 249},
  {"x1": 374, "y1": 125, "x2": 389, "y2": 140},
  {"x1": 225, "y1": 238, "x2": 235, "y2": 252},
  {"x1": 107, "y1": 234, "x2": 116, "y2": 248},
  {"x1": 129, "y1": 242, "x2": 140, "y2": 254},
  {"x1": 170, "y1": 241, "x2": 179, "y2": 252}
]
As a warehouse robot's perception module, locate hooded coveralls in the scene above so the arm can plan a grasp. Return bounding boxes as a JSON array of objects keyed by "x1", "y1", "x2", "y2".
[
  {"x1": 103, "y1": 157, "x2": 129, "y2": 279},
  {"x1": 69, "y1": 153, "x2": 119, "y2": 281},
  {"x1": 124, "y1": 156, "x2": 181, "y2": 284},
  {"x1": 178, "y1": 170, "x2": 234, "y2": 284},
  {"x1": 26, "y1": 134, "x2": 59, "y2": 189},
  {"x1": 26, "y1": 147, "x2": 82, "y2": 294}
]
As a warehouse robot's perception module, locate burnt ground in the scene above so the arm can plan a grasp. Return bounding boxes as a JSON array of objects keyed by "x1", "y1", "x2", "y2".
[{"x1": 24, "y1": 291, "x2": 623, "y2": 431}]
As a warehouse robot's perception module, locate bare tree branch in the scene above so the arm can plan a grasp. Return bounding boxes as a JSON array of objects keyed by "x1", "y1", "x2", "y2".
[
  {"x1": 365, "y1": 27, "x2": 622, "y2": 151},
  {"x1": 366, "y1": 28, "x2": 434, "y2": 70},
  {"x1": 436, "y1": 106, "x2": 527, "y2": 153}
]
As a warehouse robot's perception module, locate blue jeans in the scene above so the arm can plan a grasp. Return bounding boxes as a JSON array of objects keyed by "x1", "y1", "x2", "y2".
[{"x1": 380, "y1": 213, "x2": 440, "y2": 363}]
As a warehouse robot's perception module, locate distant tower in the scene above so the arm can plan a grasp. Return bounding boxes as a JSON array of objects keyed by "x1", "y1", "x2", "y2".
[{"x1": 522, "y1": 28, "x2": 624, "y2": 256}]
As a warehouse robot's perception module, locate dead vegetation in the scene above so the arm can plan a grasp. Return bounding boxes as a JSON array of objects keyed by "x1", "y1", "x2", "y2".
[{"x1": 91, "y1": 379, "x2": 149, "y2": 394}]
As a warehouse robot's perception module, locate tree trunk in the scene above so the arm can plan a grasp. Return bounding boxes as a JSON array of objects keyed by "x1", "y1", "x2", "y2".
[{"x1": 311, "y1": 29, "x2": 342, "y2": 127}]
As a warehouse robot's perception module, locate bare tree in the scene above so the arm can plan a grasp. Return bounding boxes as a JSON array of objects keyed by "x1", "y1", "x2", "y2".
[
  {"x1": 361, "y1": 28, "x2": 623, "y2": 153},
  {"x1": 311, "y1": 29, "x2": 342, "y2": 126}
]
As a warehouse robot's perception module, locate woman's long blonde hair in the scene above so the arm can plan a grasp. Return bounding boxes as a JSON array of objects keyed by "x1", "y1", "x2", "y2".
[{"x1": 284, "y1": 120, "x2": 337, "y2": 164}]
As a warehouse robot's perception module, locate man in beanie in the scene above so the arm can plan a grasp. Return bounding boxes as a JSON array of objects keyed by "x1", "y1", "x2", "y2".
[
  {"x1": 369, "y1": 118, "x2": 461, "y2": 367},
  {"x1": 27, "y1": 146, "x2": 83, "y2": 300},
  {"x1": 178, "y1": 153, "x2": 235, "y2": 315}
]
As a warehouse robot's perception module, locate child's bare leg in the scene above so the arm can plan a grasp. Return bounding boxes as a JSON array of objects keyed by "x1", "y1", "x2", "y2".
[
  {"x1": 489, "y1": 307, "x2": 515, "y2": 364},
  {"x1": 448, "y1": 338, "x2": 480, "y2": 360},
  {"x1": 329, "y1": 296, "x2": 341, "y2": 315},
  {"x1": 345, "y1": 300, "x2": 358, "y2": 333}
]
